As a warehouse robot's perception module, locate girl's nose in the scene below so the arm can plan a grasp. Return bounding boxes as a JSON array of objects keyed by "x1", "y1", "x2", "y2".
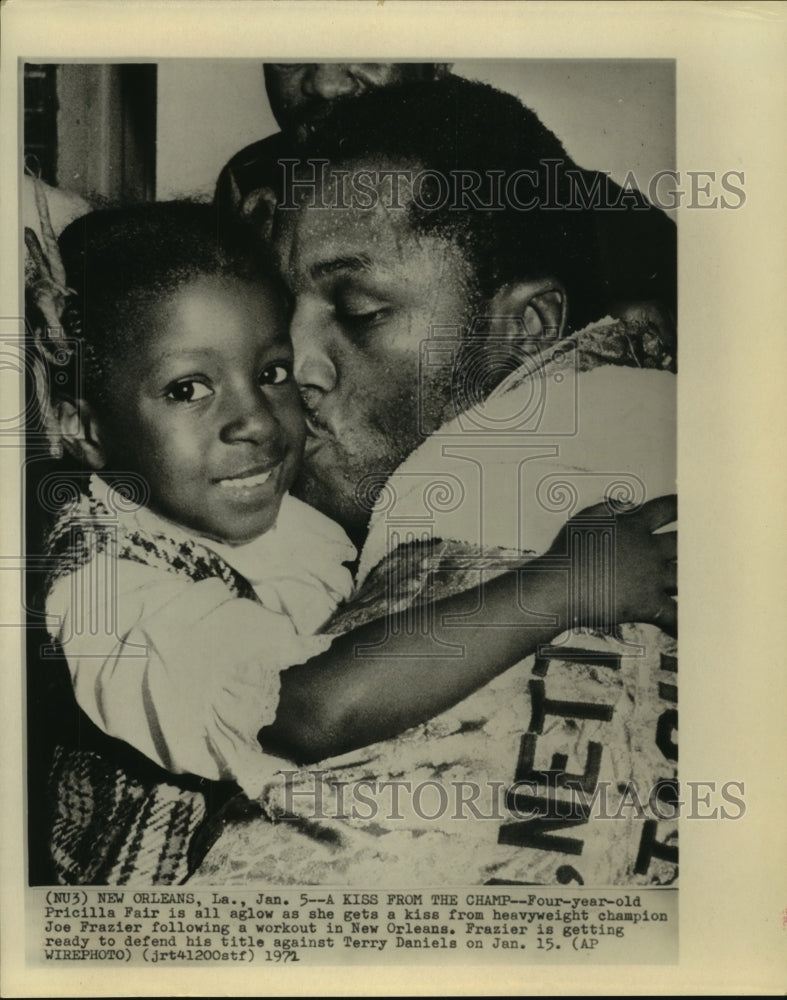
[{"x1": 220, "y1": 388, "x2": 281, "y2": 447}]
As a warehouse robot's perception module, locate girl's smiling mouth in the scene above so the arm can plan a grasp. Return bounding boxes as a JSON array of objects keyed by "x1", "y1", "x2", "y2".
[{"x1": 215, "y1": 464, "x2": 279, "y2": 491}]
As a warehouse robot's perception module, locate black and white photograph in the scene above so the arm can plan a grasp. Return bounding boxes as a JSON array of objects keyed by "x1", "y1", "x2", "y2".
[{"x1": 2, "y1": 1, "x2": 785, "y2": 996}]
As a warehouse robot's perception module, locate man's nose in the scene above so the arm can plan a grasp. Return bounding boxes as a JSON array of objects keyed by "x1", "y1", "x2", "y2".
[
  {"x1": 303, "y1": 64, "x2": 359, "y2": 102},
  {"x1": 290, "y1": 305, "x2": 338, "y2": 393}
]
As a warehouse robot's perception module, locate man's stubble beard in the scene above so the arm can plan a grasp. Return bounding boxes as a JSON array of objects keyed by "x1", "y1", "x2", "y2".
[
  {"x1": 292, "y1": 422, "x2": 420, "y2": 549},
  {"x1": 292, "y1": 368, "x2": 456, "y2": 549}
]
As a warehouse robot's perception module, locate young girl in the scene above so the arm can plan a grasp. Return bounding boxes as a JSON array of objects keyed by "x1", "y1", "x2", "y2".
[{"x1": 31, "y1": 201, "x2": 675, "y2": 884}]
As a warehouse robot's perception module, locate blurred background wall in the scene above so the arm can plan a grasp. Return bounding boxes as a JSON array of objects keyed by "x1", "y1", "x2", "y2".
[
  {"x1": 25, "y1": 59, "x2": 674, "y2": 207},
  {"x1": 156, "y1": 59, "x2": 675, "y2": 201}
]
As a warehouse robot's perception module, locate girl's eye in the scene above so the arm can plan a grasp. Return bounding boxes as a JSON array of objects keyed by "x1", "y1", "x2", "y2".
[
  {"x1": 260, "y1": 363, "x2": 292, "y2": 386},
  {"x1": 166, "y1": 380, "x2": 213, "y2": 403}
]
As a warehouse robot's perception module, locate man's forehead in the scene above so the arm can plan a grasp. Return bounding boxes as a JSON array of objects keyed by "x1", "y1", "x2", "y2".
[
  {"x1": 275, "y1": 173, "x2": 432, "y2": 276},
  {"x1": 296, "y1": 153, "x2": 421, "y2": 201}
]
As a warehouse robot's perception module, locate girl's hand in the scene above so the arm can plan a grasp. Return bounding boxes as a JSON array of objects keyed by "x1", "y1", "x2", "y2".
[{"x1": 547, "y1": 493, "x2": 677, "y2": 636}]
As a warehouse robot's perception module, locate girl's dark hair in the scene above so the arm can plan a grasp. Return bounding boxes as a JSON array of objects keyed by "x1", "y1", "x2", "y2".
[{"x1": 54, "y1": 200, "x2": 280, "y2": 403}]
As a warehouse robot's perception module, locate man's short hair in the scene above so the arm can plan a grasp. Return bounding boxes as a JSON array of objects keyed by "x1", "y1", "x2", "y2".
[{"x1": 277, "y1": 75, "x2": 634, "y2": 329}]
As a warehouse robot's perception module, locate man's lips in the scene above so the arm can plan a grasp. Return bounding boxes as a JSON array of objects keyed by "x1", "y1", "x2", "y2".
[{"x1": 302, "y1": 408, "x2": 331, "y2": 439}]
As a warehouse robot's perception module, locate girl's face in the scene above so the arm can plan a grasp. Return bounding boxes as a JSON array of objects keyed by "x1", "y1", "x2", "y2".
[{"x1": 95, "y1": 275, "x2": 305, "y2": 544}]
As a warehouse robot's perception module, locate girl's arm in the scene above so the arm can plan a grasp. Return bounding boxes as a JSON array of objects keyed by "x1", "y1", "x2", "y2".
[{"x1": 261, "y1": 495, "x2": 677, "y2": 763}]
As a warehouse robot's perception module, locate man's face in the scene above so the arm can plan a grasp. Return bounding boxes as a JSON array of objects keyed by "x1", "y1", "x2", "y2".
[
  {"x1": 275, "y1": 172, "x2": 477, "y2": 539},
  {"x1": 264, "y1": 63, "x2": 448, "y2": 136}
]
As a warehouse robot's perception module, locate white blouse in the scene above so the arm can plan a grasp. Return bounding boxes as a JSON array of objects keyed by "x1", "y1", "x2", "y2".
[{"x1": 46, "y1": 482, "x2": 356, "y2": 798}]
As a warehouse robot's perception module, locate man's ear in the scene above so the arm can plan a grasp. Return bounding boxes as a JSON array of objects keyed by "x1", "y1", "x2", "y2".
[
  {"x1": 433, "y1": 64, "x2": 454, "y2": 80},
  {"x1": 239, "y1": 186, "x2": 278, "y2": 242},
  {"x1": 53, "y1": 397, "x2": 108, "y2": 469},
  {"x1": 486, "y1": 278, "x2": 568, "y2": 344}
]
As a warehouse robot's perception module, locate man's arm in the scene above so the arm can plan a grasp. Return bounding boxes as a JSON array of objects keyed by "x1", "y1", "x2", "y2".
[{"x1": 261, "y1": 496, "x2": 677, "y2": 764}]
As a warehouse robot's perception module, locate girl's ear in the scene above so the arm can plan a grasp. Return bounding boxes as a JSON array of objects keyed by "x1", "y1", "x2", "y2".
[{"x1": 53, "y1": 397, "x2": 108, "y2": 469}]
